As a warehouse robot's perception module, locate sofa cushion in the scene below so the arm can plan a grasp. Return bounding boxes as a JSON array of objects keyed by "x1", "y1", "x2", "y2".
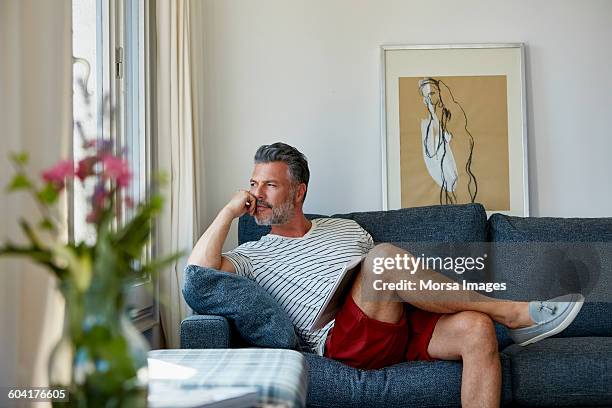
[
  {"x1": 487, "y1": 214, "x2": 612, "y2": 242},
  {"x1": 487, "y1": 216, "x2": 612, "y2": 299},
  {"x1": 487, "y1": 214, "x2": 612, "y2": 338},
  {"x1": 304, "y1": 352, "x2": 513, "y2": 407},
  {"x1": 503, "y1": 337, "x2": 612, "y2": 407},
  {"x1": 238, "y1": 204, "x2": 487, "y2": 245},
  {"x1": 333, "y1": 203, "x2": 488, "y2": 244},
  {"x1": 182, "y1": 264, "x2": 298, "y2": 349},
  {"x1": 238, "y1": 213, "x2": 325, "y2": 245}
]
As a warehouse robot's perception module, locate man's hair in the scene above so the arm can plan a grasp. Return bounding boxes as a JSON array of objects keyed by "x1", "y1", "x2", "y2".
[{"x1": 254, "y1": 142, "x2": 309, "y2": 201}]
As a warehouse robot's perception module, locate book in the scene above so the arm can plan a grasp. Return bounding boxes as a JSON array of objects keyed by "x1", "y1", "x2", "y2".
[{"x1": 307, "y1": 255, "x2": 365, "y2": 331}]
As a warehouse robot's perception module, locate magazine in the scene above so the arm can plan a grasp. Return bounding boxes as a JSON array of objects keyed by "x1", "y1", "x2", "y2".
[{"x1": 307, "y1": 255, "x2": 365, "y2": 331}]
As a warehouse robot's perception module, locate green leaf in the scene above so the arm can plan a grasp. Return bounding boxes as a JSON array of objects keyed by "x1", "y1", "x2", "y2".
[
  {"x1": 39, "y1": 218, "x2": 56, "y2": 231},
  {"x1": 152, "y1": 172, "x2": 169, "y2": 186},
  {"x1": 0, "y1": 243, "x2": 67, "y2": 279},
  {"x1": 9, "y1": 152, "x2": 29, "y2": 166},
  {"x1": 19, "y1": 218, "x2": 43, "y2": 248},
  {"x1": 37, "y1": 182, "x2": 60, "y2": 204},
  {"x1": 93, "y1": 228, "x2": 121, "y2": 287},
  {"x1": 52, "y1": 243, "x2": 92, "y2": 292},
  {"x1": 6, "y1": 173, "x2": 32, "y2": 192},
  {"x1": 112, "y1": 195, "x2": 164, "y2": 259}
]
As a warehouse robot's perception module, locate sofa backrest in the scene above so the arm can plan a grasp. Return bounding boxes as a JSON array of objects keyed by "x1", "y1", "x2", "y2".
[
  {"x1": 487, "y1": 213, "x2": 612, "y2": 338},
  {"x1": 487, "y1": 213, "x2": 612, "y2": 242},
  {"x1": 238, "y1": 203, "x2": 488, "y2": 244},
  {"x1": 486, "y1": 214, "x2": 612, "y2": 300},
  {"x1": 238, "y1": 213, "x2": 325, "y2": 245}
]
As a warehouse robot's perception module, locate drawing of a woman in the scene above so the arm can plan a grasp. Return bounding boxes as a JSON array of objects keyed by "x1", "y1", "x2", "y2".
[{"x1": 418, "y1": 78, "x2": 478, "y2": 204}]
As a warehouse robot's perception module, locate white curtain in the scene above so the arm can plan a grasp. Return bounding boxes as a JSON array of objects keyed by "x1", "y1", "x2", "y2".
[
  {"x1": 0, "y1": 0, "x2": 72, "y2": 399},
  {"x1": 155, "y1": 0, "x2": 205, "y2": 348}
]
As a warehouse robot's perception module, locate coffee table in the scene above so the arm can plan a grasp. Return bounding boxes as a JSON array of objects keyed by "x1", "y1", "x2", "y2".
[{"x1": 148, "y1": 348, "x2": 308, "y2": 408}]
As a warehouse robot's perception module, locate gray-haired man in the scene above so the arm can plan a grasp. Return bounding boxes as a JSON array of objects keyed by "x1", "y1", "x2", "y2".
[{"x1": 188, "y1": 142, "x2": 583, "y2": 408}]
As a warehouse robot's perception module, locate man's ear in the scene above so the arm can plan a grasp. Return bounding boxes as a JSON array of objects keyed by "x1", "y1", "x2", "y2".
[{"x1": 296, "y1": 183, "x2": 307, "y2": 203}]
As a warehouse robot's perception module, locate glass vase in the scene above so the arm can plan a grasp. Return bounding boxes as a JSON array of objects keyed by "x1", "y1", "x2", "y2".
[{"x1": 49, "y1": 281, "x2": 149, "y2": 407}]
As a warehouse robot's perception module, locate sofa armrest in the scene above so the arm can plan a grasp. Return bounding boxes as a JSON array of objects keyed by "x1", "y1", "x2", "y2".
[{"x1": 180, "y1": 314, "x2": 231, "y2": 349}]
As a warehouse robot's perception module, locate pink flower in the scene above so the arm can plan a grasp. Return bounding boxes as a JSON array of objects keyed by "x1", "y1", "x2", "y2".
[
  {"x1": 102, "y1": 154, "x2": 132, "y2": 188},
  {"x1": 76, "y1": 156, "x2": 99, "y2": 181},
  {"x1": 87, "y1": 183, "x2": 107, "y2": 225},
  {"x1": 92, "y1": 183, "x2": 107, "y2": 208},
  {"x1": 86, "y1": 209, "x2": 100, "y2": 224},
  {"x1": 117, "y1": 172, "x2": 132, "y2": 188},
  {"x1": 42, "y1": 160, "x2": 74, "y2": 188}
]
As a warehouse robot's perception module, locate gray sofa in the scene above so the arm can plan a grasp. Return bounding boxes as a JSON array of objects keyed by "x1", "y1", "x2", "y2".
[{"x1": 181, "y1": 203, "x2": 612, "y2": 407}]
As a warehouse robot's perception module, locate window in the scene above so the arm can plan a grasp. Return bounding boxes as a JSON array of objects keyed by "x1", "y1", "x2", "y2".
[{"x1": 72, "y1": 0, "x2": 157, "y2": 337}]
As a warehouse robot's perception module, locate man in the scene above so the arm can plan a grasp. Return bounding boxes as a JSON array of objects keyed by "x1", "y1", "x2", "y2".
[{"x1": 188, "y1": 142, "x2": 583, "y2": 408}]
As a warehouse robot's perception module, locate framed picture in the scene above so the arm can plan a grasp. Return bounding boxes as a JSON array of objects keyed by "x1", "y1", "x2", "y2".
[{"x1": 380, "y1": 44, "x2": 529, "y2": 216}]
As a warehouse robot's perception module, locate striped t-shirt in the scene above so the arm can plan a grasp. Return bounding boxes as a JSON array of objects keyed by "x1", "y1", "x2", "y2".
[{"x1": 222, "y1": 218, "x2": 375, "y2": 355}]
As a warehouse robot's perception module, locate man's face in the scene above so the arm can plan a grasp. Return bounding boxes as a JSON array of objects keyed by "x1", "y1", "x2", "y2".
[{"x1": 249, "y1": 162, "x2": 297, "y2": 226}]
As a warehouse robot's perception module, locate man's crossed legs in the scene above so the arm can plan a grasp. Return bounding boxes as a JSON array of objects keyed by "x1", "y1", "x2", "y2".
[{"x1": 323, "y1": 243, "x2": 584, "y2": 408}]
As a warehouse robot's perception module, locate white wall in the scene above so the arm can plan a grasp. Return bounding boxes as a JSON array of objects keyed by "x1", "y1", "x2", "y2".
[{"x1": 197, "y1": 0, "x2": 612, "y2": 248}]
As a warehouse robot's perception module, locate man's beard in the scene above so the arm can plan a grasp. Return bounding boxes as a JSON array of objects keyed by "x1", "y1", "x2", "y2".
[{"x1": 254, "y1": 195, "x2": 296, "y2": 226}]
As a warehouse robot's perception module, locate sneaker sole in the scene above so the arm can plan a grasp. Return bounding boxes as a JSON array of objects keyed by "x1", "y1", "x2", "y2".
[{"x1": 517, "y1": 296, "x2": 585, "y2": 346}]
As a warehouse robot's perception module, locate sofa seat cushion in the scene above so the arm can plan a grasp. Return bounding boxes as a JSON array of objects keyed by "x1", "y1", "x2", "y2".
[
  {"x1": 503, "y1": 337, "x2": 612, "y2": 407},
  {"x1": 182, "y1": 264, "x2": 298, "y2": 349},
  {"x1": 304, "y1": 353, "x2": 513, "y2": 407}
]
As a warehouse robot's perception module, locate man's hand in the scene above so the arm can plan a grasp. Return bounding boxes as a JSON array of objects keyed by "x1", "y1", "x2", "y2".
[
  {"x1": 223, "y1": 190, "x2": 258, "y2": 219},
  {"x1": 188, "y1": 190, "x2": 257, "y2": 272}
]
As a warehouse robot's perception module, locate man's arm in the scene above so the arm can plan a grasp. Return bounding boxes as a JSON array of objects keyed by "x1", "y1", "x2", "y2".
[{"x1": 187, "y1": 190, "x2": 257, "y2": 272}]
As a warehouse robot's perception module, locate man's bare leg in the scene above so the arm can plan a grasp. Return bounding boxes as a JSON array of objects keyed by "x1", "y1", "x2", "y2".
[
  {"x1": 427, "y1": 312, "x2": 501, "y2": 408},
  {"x1": 360, "y1": 243, "x2": 533, "y2": 329},
  {"x1": 351, "y1": 243, "x2": 584, "y2": 407},
  {"x1": 351, "y1": 264, "x2": 501, "y2": 408}
]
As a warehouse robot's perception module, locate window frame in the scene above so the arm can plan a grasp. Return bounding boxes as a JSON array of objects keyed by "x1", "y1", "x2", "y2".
[{"x1": 71, "y1": 0, "x2": 159, "y2": 339}]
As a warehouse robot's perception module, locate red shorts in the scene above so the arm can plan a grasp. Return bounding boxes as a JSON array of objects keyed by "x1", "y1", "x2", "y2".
[{"x1": 323, "y1": 294, "x2": 442, "y2": 370}]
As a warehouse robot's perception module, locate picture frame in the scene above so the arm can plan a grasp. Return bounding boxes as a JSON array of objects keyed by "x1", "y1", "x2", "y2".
[{"x1": 380, "y1": 44, "x2": 529, "y2": 216}]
